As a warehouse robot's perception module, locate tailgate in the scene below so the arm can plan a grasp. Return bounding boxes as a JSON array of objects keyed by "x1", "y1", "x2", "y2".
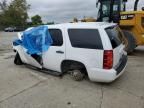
[
  {"x1": 113, "y1": 44, "x2": 125, "y2": 67},
  {"x1": 105, "y1": 26, "x2": 126, "y2": 68}
]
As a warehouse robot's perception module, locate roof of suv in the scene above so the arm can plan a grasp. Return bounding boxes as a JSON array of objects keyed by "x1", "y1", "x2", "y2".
[{"x1": 47, "y1": 22, "x2": 117, "y2": 29}]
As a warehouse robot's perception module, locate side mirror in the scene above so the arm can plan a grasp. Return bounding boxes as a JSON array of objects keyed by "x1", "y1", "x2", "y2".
[{"x1": 142, "y1": 7, "x2": 144, "y2": 11}]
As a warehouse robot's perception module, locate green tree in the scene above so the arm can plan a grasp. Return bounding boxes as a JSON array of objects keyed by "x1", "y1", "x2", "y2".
[
  {"x1": 0, "y1": 0, "x2": 7, "y2": 11},
  {"x1": 0, "y1": 0, "x2": 8, "y2": 28},
  {"x1": 73, "y1": 17, "x2": 78, "y2": 22},
  {"x1": 0, "y1": 0, "x2": 30, "y2": 28},
  {"x1": 31, "y1": 15, "x2": 43, "y2": 25}
]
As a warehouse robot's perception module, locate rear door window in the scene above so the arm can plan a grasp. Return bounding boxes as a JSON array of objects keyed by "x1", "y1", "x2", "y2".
[
  {"x1": 68, "y1": 29, "x2": 103, "y2": 49},
  {"x1": 105, "y1": 27, "x2": 122, "y2": 48}
]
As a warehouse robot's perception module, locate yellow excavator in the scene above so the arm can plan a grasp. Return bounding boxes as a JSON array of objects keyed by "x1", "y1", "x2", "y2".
[
  {"x1": 96, "y1": 0, "x2": 144, "y2": 53},
  {"x1": 73, "y1": 0, "x2": 144, "y2": 53}
]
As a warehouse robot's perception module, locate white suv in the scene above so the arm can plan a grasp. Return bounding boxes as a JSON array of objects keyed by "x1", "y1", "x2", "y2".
[{"x1": 13, "y1": 22, "x2": 127, "y2": 82}]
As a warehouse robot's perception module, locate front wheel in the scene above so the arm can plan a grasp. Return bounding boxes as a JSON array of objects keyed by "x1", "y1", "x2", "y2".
[{"x1": 14, "y1": 53, "x2": 23, "y2": 65}]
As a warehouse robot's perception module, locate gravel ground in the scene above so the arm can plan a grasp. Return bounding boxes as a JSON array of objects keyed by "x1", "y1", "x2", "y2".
[{"x1": 0, "y1": 32, "x2": 144, "y2": 108}]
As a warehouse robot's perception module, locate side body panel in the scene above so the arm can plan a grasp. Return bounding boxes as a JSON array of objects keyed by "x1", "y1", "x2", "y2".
[
  {"x1": 42, "y1": 27, "x2": 66, "y2": 72},
  {"x1": 65, "y1": 27, "x2": 105, "y2": 69},
  {"x1": 13, "y1": 45, "x2": 42, "y2": 68}
]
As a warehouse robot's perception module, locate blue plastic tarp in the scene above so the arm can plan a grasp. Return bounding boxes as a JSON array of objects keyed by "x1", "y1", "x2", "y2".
[{"x1": 13, "y1": 26, "x2": 53, "y2": 55}]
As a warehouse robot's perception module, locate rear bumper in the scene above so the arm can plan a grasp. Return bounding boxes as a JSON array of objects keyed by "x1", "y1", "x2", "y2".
[
  {"x1": 115, "y1": 54, "x2": 127, "y2": 75},
  {"x1": 87, "y1": 55, "x2": 128, "y2": 83}
]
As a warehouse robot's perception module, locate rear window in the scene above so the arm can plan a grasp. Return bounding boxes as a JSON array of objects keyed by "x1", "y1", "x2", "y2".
[
  {"x1": 105, "y1": 27, "x2": 123, "y2": 48},
  {"x1": 68, "y1": 29, "x2": 103, "y2": 49}
]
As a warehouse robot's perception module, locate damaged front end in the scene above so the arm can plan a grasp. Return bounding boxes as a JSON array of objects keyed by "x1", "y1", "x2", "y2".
[{"x1": 13, "y1": 25, "x2": 53, "y2": 67}]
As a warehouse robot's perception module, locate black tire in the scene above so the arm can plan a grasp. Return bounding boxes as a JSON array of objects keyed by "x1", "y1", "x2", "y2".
[
  {"x1": 122, "y1": 30, "x2": 136, "y2": 54},
  {"x1": 70, "y1": 69, "x2": 85, "y2": 81},
  {"x1": 14, "y1": 53, "x2": 23, "y2": 65}
]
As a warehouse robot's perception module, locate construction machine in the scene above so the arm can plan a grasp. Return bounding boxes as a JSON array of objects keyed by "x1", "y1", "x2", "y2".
[{"x1": 96, "y1": 0, "x2": 144, "y2": 53}]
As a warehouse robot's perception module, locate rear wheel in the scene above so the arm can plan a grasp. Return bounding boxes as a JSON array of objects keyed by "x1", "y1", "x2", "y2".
[
  {"x1": 14, "y1": 53, "x2": 23, "y2": 65},
  {"x1": 122, "y1": 30, "x2": 136, "y2": 54},
  {"x1": 70, "y1": 69, "x2": 85, "y2": 81},
  {"x1": 61, "y1": 61, "x2": 87, "y2": 81}
]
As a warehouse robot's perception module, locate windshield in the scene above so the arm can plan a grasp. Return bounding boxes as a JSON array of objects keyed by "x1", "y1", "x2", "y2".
[
  {"x1": 101, "y1": 1, "x2": 110, "y2": 21},
  {"x1": 106, "y1": 26, "x2": 124, "y2": 48},
  {"x1": 100, "y1": 0, "x2": 123, "y2": 22}
]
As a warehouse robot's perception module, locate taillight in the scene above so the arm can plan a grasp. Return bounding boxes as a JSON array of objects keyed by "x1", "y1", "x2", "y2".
[{"x1": 103, "y1": 50, "x2": 113, "y2": 69}]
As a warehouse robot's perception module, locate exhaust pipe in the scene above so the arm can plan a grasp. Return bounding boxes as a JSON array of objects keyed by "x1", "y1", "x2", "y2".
[
  {"x1": 134, "y1": 0, "x2": 139, "y2": 11},
  {"x1": 123, "y1": 0, "x2": 128, "y2": 11}
]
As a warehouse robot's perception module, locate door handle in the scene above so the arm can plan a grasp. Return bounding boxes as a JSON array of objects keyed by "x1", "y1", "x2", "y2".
[{"x1": 56, "y1": 51, "x2": 64, "y2": 54}]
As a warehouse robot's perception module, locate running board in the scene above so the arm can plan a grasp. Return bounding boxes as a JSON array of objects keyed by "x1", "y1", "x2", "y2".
[
  {"x1": 25, "y1": 64, "x2": 63, "y2": 77},
  {"x1": 41, "y1": 68, "x2": 63, "y2": 76}
]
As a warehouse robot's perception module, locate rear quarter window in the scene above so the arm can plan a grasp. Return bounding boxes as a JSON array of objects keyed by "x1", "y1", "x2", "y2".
[{"x1": 68, "y1": 29, "x2": 103, "y2": 49}]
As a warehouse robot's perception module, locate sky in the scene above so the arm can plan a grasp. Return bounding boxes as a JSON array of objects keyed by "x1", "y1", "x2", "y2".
[
  {"x1": 28, "y1": 0, "x2": 97, "y2": 23},
  {"x1": 1, "y1": 0, "x2": 144, "y2": 23}
]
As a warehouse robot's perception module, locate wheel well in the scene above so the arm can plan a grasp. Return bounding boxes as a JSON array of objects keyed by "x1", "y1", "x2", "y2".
[
  {"x1": 13, "y1": 49, "x2": 16, "y2": 52},
  {"x1": 61, "y1": 60, "x2": 87, "y2": 75}
]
